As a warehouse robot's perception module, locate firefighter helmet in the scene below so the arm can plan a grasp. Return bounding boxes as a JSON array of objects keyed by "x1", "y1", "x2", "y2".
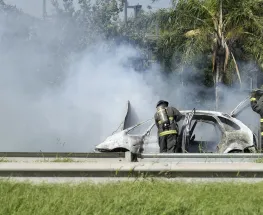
[{"x1": 156, "y1": 100, "x2": 169, "y2": 108}]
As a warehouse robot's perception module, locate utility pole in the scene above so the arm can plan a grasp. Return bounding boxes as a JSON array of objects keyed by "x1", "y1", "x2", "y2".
[
  {"x1": 124, "y1": 0, "x2": 127, "y2": 24},
  {"x1": 43, "y1": 0, "x2": 47, "y2": 19},
  {"x1": 133, "y1": 4, "x2": 142, "y2": 18},
  {"x1": 124, "y1": 0, "x2": 142, "y2": 25}
]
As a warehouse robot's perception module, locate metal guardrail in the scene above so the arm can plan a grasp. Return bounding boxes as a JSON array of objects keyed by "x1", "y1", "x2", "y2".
[
  {"x1": 0, "y1": 152, "x2": 125, "y2": 158},
  {"x1": 1, "y1": 152, "x2": 263, "y2": 162},
  {"x1": 0, "y1": 152, "x2": 263, "y2": 161},
  {"x1": 134, "y1": 153, "x2": 263, "y2": 163},
  {"x1": 129, "y1": 152, "x2": 263, "y2": 162},
  {"x1": 1, "y1": 162, "x2": 263, "y2": 178},
  {"x1": 0, "y1": 153, "x2": 263, "y2": 178},
  {"x1": 138, "y1": 153, "x2": 263, "y2": 159}
]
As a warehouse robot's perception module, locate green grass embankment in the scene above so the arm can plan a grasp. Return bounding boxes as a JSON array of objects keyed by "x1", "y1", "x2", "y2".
[{"x1": 1, "y1": 180, "x2": 263, "y2": 215}]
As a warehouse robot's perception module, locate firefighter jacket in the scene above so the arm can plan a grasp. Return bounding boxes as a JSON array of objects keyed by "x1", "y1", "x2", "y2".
[
  {"x1": 154, "y1": 106, "x2": 183, "y2": 137},
  {"x1": 250, "y1": 95, "x2": 263, "y2": 137}
]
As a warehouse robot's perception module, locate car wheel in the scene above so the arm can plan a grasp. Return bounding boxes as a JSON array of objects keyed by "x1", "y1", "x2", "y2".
[
  {"x1": 228, "y1": 150, "x2": 243, "y2": 153},
  {"x1": 110, "y1": 148, "x2": 129, "y2": 152}
]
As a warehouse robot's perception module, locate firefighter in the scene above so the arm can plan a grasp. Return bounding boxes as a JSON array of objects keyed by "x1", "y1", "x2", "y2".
[
  {"x1": 250, "y1": 87, "x2": 263, "y2": 147},
  {"x1": 154, "y1": 100, "x2": 183, "y2": 153}
]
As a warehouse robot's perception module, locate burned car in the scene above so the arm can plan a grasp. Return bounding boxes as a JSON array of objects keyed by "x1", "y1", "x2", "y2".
[{"x1": 95, "y1": 101, "x2": 258, "y2": 154}]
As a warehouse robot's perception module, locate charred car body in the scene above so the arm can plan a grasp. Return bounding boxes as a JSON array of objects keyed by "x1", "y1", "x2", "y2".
[{"x1": 95, "y1": 101, "x2": 258, "y2": 154}]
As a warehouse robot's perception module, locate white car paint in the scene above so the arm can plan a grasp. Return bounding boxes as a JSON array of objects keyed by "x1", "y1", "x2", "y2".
[{"x1": 95, "y1": 110, "x2": 255, "y2": 153}]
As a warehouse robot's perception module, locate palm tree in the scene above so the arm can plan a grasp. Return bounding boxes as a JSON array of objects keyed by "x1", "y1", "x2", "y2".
[
  {"x1": 177, "y1": 0, "x2": 263, "y2": 109},
  {"x1": 147, "y1": 8, "x2": 188, "y2": 72},
  {"x1": 154, "y1": 0, "x2": 263, "y2": 110}
]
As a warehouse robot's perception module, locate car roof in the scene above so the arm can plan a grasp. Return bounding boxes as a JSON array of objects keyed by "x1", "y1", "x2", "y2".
[
  {"x1": 180, "y1": 110, "x2": 232, "y2": 118},
  {"x1": 177, "y1": 110, "x2": 252, "y2": 133}
]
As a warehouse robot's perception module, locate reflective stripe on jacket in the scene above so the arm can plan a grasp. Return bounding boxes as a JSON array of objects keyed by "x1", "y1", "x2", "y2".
[
  {"x1": 154, "y1": 106, "x2": 183, "y2": 136},
  {"x1": 159, "y1": 130, "x2": 177, "y2": 136}
]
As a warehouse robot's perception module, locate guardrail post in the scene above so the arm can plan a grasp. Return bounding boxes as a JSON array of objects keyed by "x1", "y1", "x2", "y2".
[{"x1": 125, "y1": 151, "x2": 138, "y2": 162}]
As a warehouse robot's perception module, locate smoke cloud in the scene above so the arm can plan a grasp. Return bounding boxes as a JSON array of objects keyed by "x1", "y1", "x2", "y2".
[
  {"x1": 0, "y1": 2, "x2": 259, "y2": 152},
  {"x1": 0, "y1": 6, "x2": 162, "y2": 152}
]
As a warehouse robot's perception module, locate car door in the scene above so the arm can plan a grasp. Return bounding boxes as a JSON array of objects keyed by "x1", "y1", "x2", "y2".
[
  {"x1": 186, "y1": 115, "x2": 222, "y2": 153},
  {"x1": 180, "y1": 109, "x2": 196, "y2": 153}
]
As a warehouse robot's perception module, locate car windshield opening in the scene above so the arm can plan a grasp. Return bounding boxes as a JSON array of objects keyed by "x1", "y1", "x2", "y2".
[{"x1": 127, "y1": 120, "x2": 154, "y2": 136}]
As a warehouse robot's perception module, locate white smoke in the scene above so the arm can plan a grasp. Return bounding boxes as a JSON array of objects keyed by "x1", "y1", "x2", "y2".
[
  {"x1": 0, "y1": 38, "x2": 162, "y2": 152},
  {"x1": 0, "y1": 2, "x2": 259, "y2": 153}
]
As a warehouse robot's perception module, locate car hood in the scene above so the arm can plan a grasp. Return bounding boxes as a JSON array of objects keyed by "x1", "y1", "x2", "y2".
[{"x1": 95, "y1": 131, "x2": 129, "y2": 152}]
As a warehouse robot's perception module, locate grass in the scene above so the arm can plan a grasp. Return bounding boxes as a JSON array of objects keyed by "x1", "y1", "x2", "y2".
[
  {"x1": 0, "y1": 157, "x2": 82, "y2": 163},
  {"x1": 0, "y1": 157, "x2": 9, "y2": 162},
  {"x1": 33, "y1": 157, "x2": 83, "y2": 163},
  {"x1": 255, "y1": 158, "x2": 263, "y2": 163},
  {"x1": 51, "y1": 157, "x2": 75, "y2": 162},
  {"x1": 0, "y1": 157, "x2": 87, "y2": 163},
  {"x1": 1, "y1": 180, "x2": 263, "y2": 214},
  {"x1": 0, "y1": 157, "x2": 77, "y2": 163}
]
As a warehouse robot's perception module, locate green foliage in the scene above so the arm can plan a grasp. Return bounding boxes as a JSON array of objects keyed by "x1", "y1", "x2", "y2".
[
  {"x1": 51, "y1": 157, "x2": 75, "y2": 162},
  {"x1": 0, "y1": 157, "x2": 9, "y2": 162},
  {"x1": 175, "y1": 0, "x2": 263, "y2": 83},
  {"x1": 1, "y1": 180, "x2": 263, "y2": 214},
  {"x1": 51, "y1": 0, "x2": 123, "y2": 44},
  {"x1": 2, "y1": 0, "x2": 263, "y2": 88},
  {"x1": 255, "y1": 158, "x2": 263, "y2": 163},
  {"x1": 152, "y1": 0, "x2": 263, "y2": 88},
  {"x1": 121, "y1": 11, "x2": 155, "y2": 40}
]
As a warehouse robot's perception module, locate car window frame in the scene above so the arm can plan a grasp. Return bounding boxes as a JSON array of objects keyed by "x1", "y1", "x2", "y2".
[
  {"x1": 190, "y1": 114, "x2": 223, "y2": 142},
  {"x1": 217, "y1": 116, "x2": 241, "y2": 131}
]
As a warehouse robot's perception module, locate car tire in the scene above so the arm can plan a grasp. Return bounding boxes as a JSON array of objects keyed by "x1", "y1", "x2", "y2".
[{"x1": 229, "y1": 150, "x2": 243, "y2": 153}]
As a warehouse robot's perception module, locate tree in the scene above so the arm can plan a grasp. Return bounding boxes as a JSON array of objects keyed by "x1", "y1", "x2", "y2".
[
  {"x1": 173, "y1": 0, "x2": 263, "y2": 109},
  {"x1": 51, "y1": 0, "x2": 123, "y2": 46},
  {"x1": 152, "y1": 0, "x2": 263, "y2": 109},
  {"x1": 150, "y1": 8, "x2": 187, "y2": 72}
]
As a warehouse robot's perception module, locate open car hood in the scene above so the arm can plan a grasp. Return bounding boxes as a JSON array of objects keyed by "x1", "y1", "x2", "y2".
[
  {"x1": 230, "y1": 96, "x2": 250, "y2": 118},
  {"x1": 112, "y1": 100, "x2": 153, "y2": 135},
  {"x1": 112, "y1": 100, "x2": 141, "y2": 134}
]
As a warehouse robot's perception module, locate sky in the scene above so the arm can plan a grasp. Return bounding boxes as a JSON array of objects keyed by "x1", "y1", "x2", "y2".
[{"x1": 4, "y1": 0, "x2": 172, "y2": 18}]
